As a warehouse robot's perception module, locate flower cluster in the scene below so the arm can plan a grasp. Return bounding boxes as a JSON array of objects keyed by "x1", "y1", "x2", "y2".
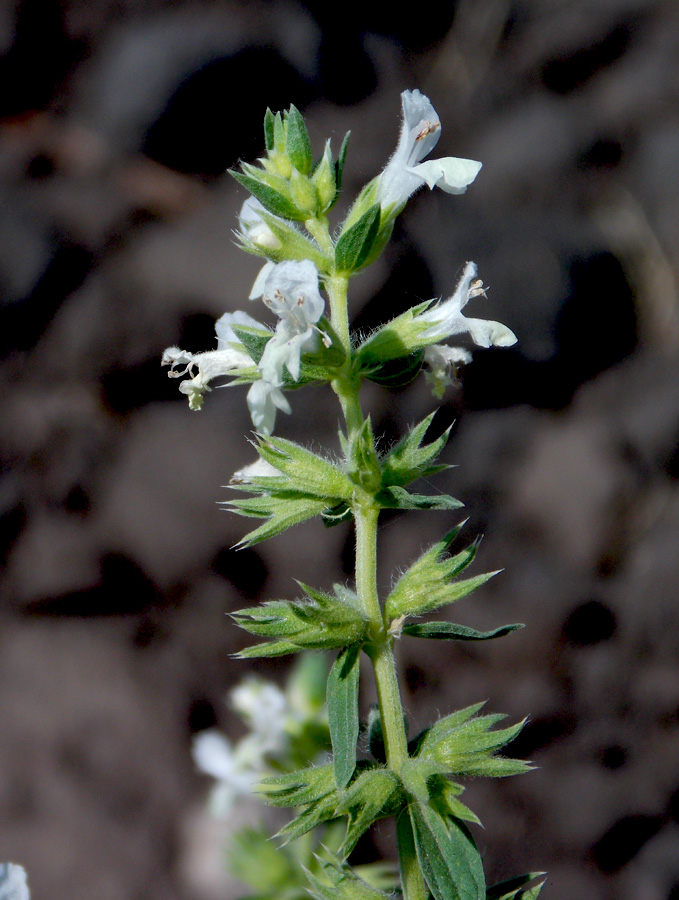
[
  {"x1": 163, "y1": 259, "x2": 328, "y2": 434},
  {"x1": 162, "y1": 91, "x2": 516, "y2": 436}
]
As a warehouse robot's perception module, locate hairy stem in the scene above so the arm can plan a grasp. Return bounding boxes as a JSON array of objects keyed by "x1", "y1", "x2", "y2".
[{"x1": 335, "y1": 278, "x2": 418, "y2": 900}]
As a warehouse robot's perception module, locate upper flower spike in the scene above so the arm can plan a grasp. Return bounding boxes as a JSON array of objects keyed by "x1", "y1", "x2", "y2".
[{"x1": 377, "y1": 90, "x2": 482, "y2": 212}]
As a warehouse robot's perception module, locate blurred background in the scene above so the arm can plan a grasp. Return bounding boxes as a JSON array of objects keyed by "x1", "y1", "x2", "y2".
[{"x1": 1, "y1": 0, "x2": 679, "y2": 898}]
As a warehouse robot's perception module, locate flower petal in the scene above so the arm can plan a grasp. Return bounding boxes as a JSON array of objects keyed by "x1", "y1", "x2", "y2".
[{"x1": 411, "y1": 156, "x2": 482, "y2": 194}]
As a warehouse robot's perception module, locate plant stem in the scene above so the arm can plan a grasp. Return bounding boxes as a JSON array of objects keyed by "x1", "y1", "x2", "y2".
[
  {"x1": 354, "y1": 503, "x2": 419, "y2": 900},
  {"x1": 334, "y1": 275, "x2": 420, "y2": 900}
]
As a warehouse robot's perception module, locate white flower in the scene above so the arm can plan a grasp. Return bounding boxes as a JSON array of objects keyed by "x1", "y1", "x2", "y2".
[
  {"x1": 246, "y1": 378, "x2": 291, "y2": 435},
  {"x1": 377, "y1": 89, "x2": 482, "y2": 211},
  {"x1": 238, "y1": 197, "x2": 282, "y2": 252},
  {"x1": 423, "y1": 344, "x2": 472, "y2": 398},
  {"x1": 420, "y1": 261, "x2": 517, "y2": 349},
  {"x1": 231, "y1": 679, "x2": 289, "y2": 754},
  {"x1": 0, "y1": 863, "x2": 30, "y2": 900},
  {"x1": 192, "y1": 729, "x2": 260, "y2": 817},
  {"x1": 162, "y1": 311, "x2": 259, "y2": 410},
  {"x1": 192, "y1": 679, "x2": 293, "y2": 818},
  {"x1": 252, "y1": 259, "x2": 326, "y2": 384}
]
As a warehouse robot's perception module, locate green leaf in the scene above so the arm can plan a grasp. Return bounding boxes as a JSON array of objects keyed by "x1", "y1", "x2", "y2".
[
  {"x1": 230, "y1": 495, "x2": 329, "y2": 547},
  {"x1": 259, "y1": 763, "x2": 336, "y2": 808},
  {"x1": 263, "y1": 108, "x2": 275, "y2": 151},
  {"x1": 410, "y1": 804, "x2": 486, "y2": 900},
  {"x1": 286, "y1": 104, "x2": 313, "y2": 174},
  {"x1": 335, "y1": 204, "x2": 381, "y2": 273},
  {"x1": 230, "y1": 170, "x2": 304, "y2": 220},
  {"x1": 327, "y1": 645, "x2": 361, "y2": 790},
  {"x1": 384, "y1": 529, "x2": 497, "y2": 620},
  {"x1": 377, "y1": 485, "x2": 464, "y2": 512},
  {"x1": 402, "y1": 622, "x2": 524, "y2": 641},
  {"x1": 380, "y1": 413, "x2": 451, "y2": 487},
  {"x1": 414, "y1": 705, "x2": 530, "y2": 781},
  {"x1": 232, "y1": 324, "x2": 273, "y2": 365},
  {"x1": 486, "y1": 873, "x2": 547, "y2": 900},
  {"x1": 335, "y1": 131, "x2": 351, "y2": 197}
]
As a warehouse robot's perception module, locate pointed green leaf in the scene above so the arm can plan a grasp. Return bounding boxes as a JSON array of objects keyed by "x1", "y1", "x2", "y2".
[
  {"x1": 327, "y1": 645, "x2": 361, "y2": 790},
  {"x1": 410, "y1": 804, "x2": 486, "y2": 900},
  {"x1": 276, "y1": 792, "x2": 340, "y2": 843},
  {"x1": 230, "y1": 170, "x2": 304, "y2": 220},
  {"x1": 286, "y1": 104, "x2": 313, "y2": 174},
  {"x1": 259, "y1": 763, "x2": 336, "y2": 808},
  {"x1": 335, "y1": 131, "x2": 351, "y2": 197},
  {"x1": 335, "y1": 204, "x2": 381, "y2": 273},
  {"x1": 231, "y1": 324, "x2": 273, "y2": 365},
  {"x1": 380, "y1": 413, "x2": 451, "y2": 486},
  {"x1": 402, "y1": 622, "x2": 524, "y2": 641},
  {"x1": 377, "y1": 486, "x2": 464, "y2": 512},
  {"x1": 263, "y1": 108, "x2": 275, "y2": 151},
  {"x1": 232, "y1": 496, "x2": 329, "y2": 547}
]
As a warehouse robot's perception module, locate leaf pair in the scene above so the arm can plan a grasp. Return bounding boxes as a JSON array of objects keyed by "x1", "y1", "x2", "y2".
[
  {"x1": 233, "y1": 584, "x2": 368, "y2": 658},
  {"x1": 413, "y1": 702, "x2": 531, "y2": 780},
  {"x1": 226, "y1": 435, "x2": 355, "y2": 547},
  {"x1": 263, "y1": 762, "x2": 402, "y2": 860},
  {"x1": 384, "y1": 523, "x2": 497, "y2": 621}
]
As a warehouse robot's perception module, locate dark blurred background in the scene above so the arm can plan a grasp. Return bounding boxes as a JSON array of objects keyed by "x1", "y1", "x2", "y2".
[{"x1": 1, "y1": 1, "x2": 679, "y2": 898}]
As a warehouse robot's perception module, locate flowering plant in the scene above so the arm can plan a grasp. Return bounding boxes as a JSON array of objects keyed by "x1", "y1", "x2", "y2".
[{"x1": 165, "y1": 90, "x2": 545, "y2": 900}]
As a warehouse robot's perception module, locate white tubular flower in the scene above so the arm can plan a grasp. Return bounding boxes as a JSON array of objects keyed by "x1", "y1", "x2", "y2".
[
  {"x1": 420, "y1": 261, "x2": 518, "y2": 349},
  {"x1": 246, "y1": 378, "x2": 291, "y2": 435},
  {"x1": 238, "y1": 197, "x2": 282, "y2": 252},
  {"x1": 377, "y1": 89, "x2": 482, "y2": 211},
  {"x1": 423, "y1": 344, "x2": 472, "y2": 399},
  {"x1": 253, "y1": 259, "x2": 326, "y2": 384},
  {"x1": 162, "y1": 311, "x2": 259, "y2": 411}
]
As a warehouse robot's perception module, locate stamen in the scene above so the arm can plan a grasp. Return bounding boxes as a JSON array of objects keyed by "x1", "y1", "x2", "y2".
[{"x1": 415, "y1": 121, "x2": 440, "y2": 141}]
